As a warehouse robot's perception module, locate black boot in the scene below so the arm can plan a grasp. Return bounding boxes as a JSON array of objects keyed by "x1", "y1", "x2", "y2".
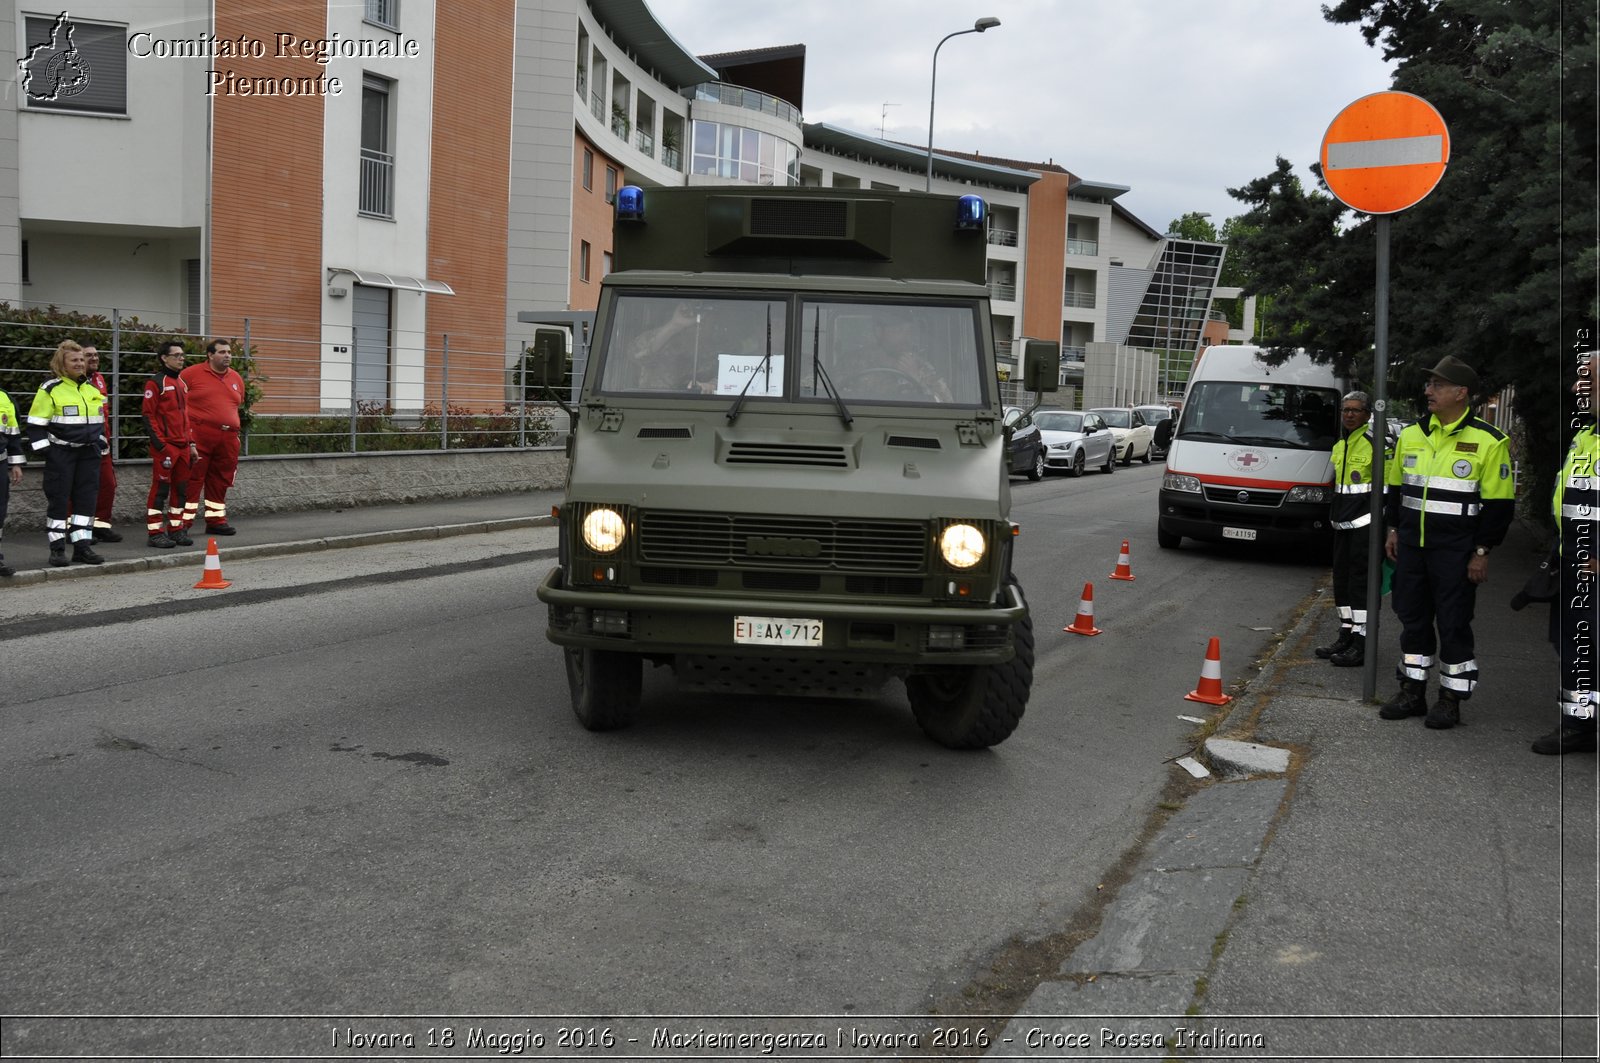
[
  {"x1": 1531, "y1": 724, "x2": 1598, "y2": 755},
  {"x1": 72, "y1": 542, "x2": 105, "y2": 565},
  {"x1": 1379, "y1": 678, "x2": 1427, "y2": 719},
  {"x1": 148, "y1": 533, "x2": 176, "y2": 549},
  {"x1": 49, "y1": 541, "x2": 68, "y2": 568},
  {"x1": 1315, "y1": 628, "x2": 1355, "y2": 659},
  {"x1": 1425, "y1": 688, "x2": 1461, "y2": 730},
  {"x1": 1329, "y1": 634, "x2": 1366, "y2": 667},
  {"x1": 93, "y1": 527, "x2": 123, "y2": 543},
  {"x1": 172, "y1": 526, "x2": 193, "y2": 546}
]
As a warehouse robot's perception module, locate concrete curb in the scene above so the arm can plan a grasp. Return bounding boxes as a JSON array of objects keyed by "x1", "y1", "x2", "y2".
[{"x1": 0, "y1": 516, "x2": 552, "y2": 587}]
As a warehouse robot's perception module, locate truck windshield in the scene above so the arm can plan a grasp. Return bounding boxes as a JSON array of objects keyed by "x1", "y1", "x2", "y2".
[
  {"x1": 595, "y1": 292, "x2": 984, "y2": 407},
  {"x1": 599, "y1": 294, "x2": 788, "y2": 396},
  {"x1": 1177, "y1": 382, "x2": 1340, "y2": 450}
]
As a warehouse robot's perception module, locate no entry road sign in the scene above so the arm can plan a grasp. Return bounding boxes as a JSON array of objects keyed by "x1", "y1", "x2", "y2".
[{"x1": 1321, "y1": 91, "x2": 1449, "y2": 214}]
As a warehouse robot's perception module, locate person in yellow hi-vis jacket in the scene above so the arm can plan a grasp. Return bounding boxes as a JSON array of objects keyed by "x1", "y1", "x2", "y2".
[
  {"x1": 1532, "y1": 350, "x2": 1599, "y2": 755},
  {"x1": 1317, "y1": 390, "x2": 1383, "y2": 667},
  {"x1": 25, "y1": 340, "x2": 108, "y2": 567},
  {"x1": 0, "y1": 385, "x2": 25, "y2": 576},
  {"x1": 1380, "y1": 356, "x2": 1515, "y2": 729}
]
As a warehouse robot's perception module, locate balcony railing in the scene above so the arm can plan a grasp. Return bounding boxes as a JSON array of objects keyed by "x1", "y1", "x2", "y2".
[
  {"x1": 590, "y1": 91, "x2": 605, "y2": 123},
  {"x1": 1067, "y1": 238, "x2": 1099, "y2": 256},
  {"x1": 359, "y1": 148, "x2": 393, "y2": 218},
  {"x1": 635, "y1": 129, "x2": 654, "y2": 158},
  {"x1": 1063, "y1": 290, "x2": 1095, "y2": 309},
  {"x1": 662, "y1": 146, "x2": 682, "y2": 171},
  {"x1": 989, "y1": 282, "x2": 1016, "y2": 302},
  {"x1": 610, "y1": 114, "x2": 629, "y2": 139},
  {"x1": 576, "y1": 70, "x2": 586, "y2": 97},
  {"x1": 987, "y1": 227, "x2": 1018, "y2": 247},
  {"x1": 1061, "y1": 345, "x2": 1086, "y2": 362},
  {"x1": 995, "y1": 339, "x2": 1013, "y2": 357},
  {"x1": 692, "y1": 82, "x2": 801, "y2": 123}
]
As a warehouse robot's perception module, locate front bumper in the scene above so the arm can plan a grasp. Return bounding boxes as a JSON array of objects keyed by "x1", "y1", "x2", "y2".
[
  {"x1": 538, "y1": 567, "x2": 1026, "y2": 664},
  {"x1": 1158, "y1": 488, "x2": 1333, "y2": 546}
]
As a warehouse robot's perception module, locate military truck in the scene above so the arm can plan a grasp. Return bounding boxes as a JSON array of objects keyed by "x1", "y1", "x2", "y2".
[{"x1": 535, "y1": 185, "x2": 1059, "y2": 749}]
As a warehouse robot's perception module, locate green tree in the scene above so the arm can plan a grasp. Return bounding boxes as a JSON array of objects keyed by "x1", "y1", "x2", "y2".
[{"x1": 1166, "y1": 212, "x2": 1219, "y2": 241}]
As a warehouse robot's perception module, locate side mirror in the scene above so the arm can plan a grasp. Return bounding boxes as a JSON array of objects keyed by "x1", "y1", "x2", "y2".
[
  {"x1": 1018, "y1": 338, "x2": 1060, "y2": 394},
  {"x1": 525, "y1": 328, "x2": 566, "y2": 386},
  {"x1": 1155, "y1": 419, "x2": 1174, "y2": 448}
]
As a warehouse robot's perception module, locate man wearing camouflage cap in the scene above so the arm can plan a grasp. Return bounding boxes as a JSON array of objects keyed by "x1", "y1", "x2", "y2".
[{"x1": 1380, "y1": 355, "x2": 1515, "y2": 729}]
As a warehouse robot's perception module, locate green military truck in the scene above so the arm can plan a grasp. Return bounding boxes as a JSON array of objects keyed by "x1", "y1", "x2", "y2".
[{"x1": 535, "y1": 185, "x2": 1058, "y2": 749}]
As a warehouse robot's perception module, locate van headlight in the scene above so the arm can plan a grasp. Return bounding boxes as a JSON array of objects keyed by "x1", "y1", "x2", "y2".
[
  {"x1": 1286, "y1": 485, "x2": 1329, "y2": 503},
  {"x1": 581, "y1": 507, "x2": 627, "y2": 553},
  {"x1": 939, "y1": 523, "x2": 986, "y2": 569},
  {"x1": 1163, "y1": 473, "x2": 1202, "y2": 493}
]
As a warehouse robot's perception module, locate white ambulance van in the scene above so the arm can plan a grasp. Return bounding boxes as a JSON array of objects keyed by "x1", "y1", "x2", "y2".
[{"x1": 1157, "y1": 345, "x2": 1346, "y2": 549}]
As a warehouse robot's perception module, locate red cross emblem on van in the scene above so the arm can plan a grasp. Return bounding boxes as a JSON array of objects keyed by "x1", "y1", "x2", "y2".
[{"x1": 1227, "y1": 451, "x2": 1265, "y2": 472}]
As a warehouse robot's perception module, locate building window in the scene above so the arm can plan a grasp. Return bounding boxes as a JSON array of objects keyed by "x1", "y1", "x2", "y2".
[
  {"x1": 579, "y1": 241, "x2": 591, "y2": 283},
  {"x1": 360, "y1": 76, "x2": 394, "y2": 218},
  {"x1": 602, "y1": 252, "x2": 613, "y2": 279},
  {"x1": 605, "y1": 166, "x2": 618, "y2": 204},
  {"x1": 582, "y1": 149, "x2": 593, "y2": 190},
  {"x1": 21, "y1": 15, "x2": 127, "y2": 116},
  {"x1": 689, "y1": 120, "x2": 799, "y2": 186},
  {"x1": 364, "y1": 0, "x2": 399, "y2": 31}
]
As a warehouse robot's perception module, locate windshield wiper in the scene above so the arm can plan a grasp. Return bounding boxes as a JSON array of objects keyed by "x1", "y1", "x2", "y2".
[
  {"x1": 725, "y1": 306, "x2": 775, "y2": 426},
  {"x1": 810, "y1": 312, "x2": 852, "y2": 428},
  {"x1": 1177, "y1": 430, "x2": 1236, "y2": 443}
]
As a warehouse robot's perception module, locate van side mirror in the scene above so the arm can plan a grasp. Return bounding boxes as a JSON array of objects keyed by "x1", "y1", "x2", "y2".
[
  {"x1": 526, "y1": 329, "x2": 566, "y2": 386},
  {"x1": 1019, "y1": 338, "x2": 1060, "y2": 394}
]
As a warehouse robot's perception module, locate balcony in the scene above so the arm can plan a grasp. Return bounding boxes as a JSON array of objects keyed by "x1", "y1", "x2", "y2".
[
  {"x1": 989, "y1": 281, "x2": 1016, "y2": 302},
  {"x1": 987, "y1": 227, "x2": 1018, "y2": 248},
  {"x1": 1060, "y1": 345, "x2": 1086, "y2": 363},
  {"x1": 995, "y1": 339, "x2": 1013, "y2": 358},
  {"x1": 359, "y1": 148, "x2": 393, "y2": 218},
  {"x1": 610, "y1": 113, "x2": 629, "y2": 140},
  {"x1": 635, "y1": 129, "x2": 654, "y2": 158},
  {"x1": 1063, "y1": 290, "x2": 1095, "y2": 309},
  {"x1": 1067, "y1": 238, "x2": 1099, "y2": 256},
  {"x1": 590, "y1": 91, "x2": 605, "y2": 123},
  {"x1": 692, "y1": 82, "x2": 801, "y2": 123},
  {"x1": 663, "y1": 146, "x2": 682, "y2": 171}
]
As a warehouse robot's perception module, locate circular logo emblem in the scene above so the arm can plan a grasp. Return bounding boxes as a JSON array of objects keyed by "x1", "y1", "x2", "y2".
[
  {"x1": 1237, "y1": 490, "x2": 1251, "y2": 503},
  {"x1": 1351, "y1": 470, "x2": 1362, "y2": 483},
  {"x1": 1452, "y1": 458, "x2": 1473, "y2": 478},
  {"x1": 1226, "y1": 450, "x2": 1266, "y2": 473}
]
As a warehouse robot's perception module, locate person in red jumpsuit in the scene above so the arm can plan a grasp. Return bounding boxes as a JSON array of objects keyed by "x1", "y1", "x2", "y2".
[
  {"x1": 82, "y1": 344, "x2": 122, "y2": 543},
  {"x1": 141, "y1": 340, "x2": 198, "y2": 548},
  {"x1": 180, "y1": 338, "x2": 245, "y2": 535}
]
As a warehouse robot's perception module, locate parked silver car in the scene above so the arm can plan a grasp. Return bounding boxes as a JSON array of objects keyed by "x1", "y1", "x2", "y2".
[{"x1": 1034, "y1": 409, "x2": 1117, "y2": 477}]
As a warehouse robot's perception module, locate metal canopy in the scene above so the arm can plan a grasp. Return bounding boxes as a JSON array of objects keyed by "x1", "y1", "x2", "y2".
[{"x1": 328, "y1": 267, "x2": 454, "y2": 295}]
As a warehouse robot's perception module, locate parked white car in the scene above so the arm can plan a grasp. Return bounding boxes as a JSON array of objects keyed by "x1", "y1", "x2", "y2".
[
  {"x1": 1135, "y1": 404, "x2": 1177, "y2": 458},
  {"x1": 1034, "y1": 409, "x2": 1117, "y2": 477},
  {"x1": 1088, "y1": 407, "x2": 1156, "y2": 465}
]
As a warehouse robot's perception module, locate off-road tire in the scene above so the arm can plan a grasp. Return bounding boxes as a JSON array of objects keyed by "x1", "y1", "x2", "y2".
[
  {"x1": 1069, "y1": 450, "x2": 1086, "y2": 478},
  {"x1": 1027, "y1": 449, "x2": 1045, "y2": 482},
  {"x1": 565, "y1": 646, "x2": 642, "y2": 731},
  {"x1": 905, "y1": 582, "x2": 1034, "y2": 750}
]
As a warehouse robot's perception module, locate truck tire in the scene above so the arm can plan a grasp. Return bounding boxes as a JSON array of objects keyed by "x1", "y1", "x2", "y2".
[
  {"x1": 906, "y1": 585, "x2": 1033, "y2": 750},
  {"x1": 565, "y1": 646, "x2": 642, "y2": 730},
  {"x1": 1157, "y1": 522, "x2": 1182, "y2": 550}
]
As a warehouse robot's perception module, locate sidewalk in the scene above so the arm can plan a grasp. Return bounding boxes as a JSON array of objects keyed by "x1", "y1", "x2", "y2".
[
  {"x1": 1001, "y1": 516, "x2": 1597, "y2": 1058},
  {"x1": 0, "y1": 489, "x2": 563, "y2": 588}
]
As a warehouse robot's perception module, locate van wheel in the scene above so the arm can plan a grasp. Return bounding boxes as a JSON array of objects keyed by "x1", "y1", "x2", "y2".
[
  {"x1": 1028, "y1": 449, "x2": 1045, "y2": 482},
  {"x1": 906, "y1": 586, "x2": 1033, "y2": 750},
  {"x1": 1158, "y1": 523, "x2": 1182, "y2": 550},
  {"x1": 565, "y1": 646, "x2": 642, "y2": 730}
]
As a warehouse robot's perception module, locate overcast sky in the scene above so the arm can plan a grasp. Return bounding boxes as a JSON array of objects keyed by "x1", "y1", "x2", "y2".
[{"x1": 646, "y1": 0, "x2": 1396, "y2": 233}]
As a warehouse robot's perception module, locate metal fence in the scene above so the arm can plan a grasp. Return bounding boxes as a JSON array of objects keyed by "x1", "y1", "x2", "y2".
[{"x1": 0, "y1": 312, "x2": 570, "y2": 460}]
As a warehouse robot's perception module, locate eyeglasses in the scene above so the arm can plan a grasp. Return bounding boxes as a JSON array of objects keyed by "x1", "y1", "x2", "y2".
[{"x1": 1341, "y1": 407, "x2": 1367, "y2": 414}]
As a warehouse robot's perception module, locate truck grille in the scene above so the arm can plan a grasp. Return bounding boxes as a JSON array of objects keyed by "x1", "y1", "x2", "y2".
[
  {"x1": 638, "y1": 511, "x2": 927, "y2": 572},
  {"x1": 1203, "y1": 485, "x2": 1285, "y2": 507}
]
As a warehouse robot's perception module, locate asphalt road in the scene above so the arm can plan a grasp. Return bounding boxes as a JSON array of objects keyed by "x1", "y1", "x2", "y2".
[{"x1": 0, "y1": 462, "x2": 1331, "y2": 1053}]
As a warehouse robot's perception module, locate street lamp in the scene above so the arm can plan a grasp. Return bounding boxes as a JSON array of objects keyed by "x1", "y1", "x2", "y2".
[{"x1": 926, "y1": 16, "x2": 1000, "y2": 192}]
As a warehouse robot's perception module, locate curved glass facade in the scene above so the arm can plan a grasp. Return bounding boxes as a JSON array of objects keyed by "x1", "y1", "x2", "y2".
[{"x1": 690, "y1": 120, "x2": 800, "y2": 186}]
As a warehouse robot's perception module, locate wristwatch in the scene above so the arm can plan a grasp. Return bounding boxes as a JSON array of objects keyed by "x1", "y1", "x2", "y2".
[{"x1": 1473, "y1": 545, "x2": 1491, "y2": 557}]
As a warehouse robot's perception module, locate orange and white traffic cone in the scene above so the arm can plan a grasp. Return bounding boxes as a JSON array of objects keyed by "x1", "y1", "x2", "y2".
[
  {"x1": 1184, "y1": 636, "x2": 1232, "y2": 705},
  {"x1": 1110, "y1": 538, "x2": 1136, "y2": 581},
  {"x1": 193, "y1": 538, "x2": 232, "y2": 590},
  {"x1": 1064, "y1": 582, "x2": 1103, "y2": 636}
]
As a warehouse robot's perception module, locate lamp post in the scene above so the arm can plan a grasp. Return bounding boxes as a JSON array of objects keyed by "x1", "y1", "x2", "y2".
[{"x1": 926, "y1": 17, "x2": 1000, "y2": 192}]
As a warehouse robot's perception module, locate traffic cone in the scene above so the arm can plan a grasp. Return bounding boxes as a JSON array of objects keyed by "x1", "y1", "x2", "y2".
[
  {"x1": 1185, "y1": 637, "x2": 1233, "y2": 705},
  {"x1": 1064, "y1": 582, "x2": 1103, "y2": 636},
  {"x1": 1110, "y1": 538, "x2": 1136, "y2": 581},
  {"x1": 193, "y1": 538, "x2": 232, "y2": 590}
]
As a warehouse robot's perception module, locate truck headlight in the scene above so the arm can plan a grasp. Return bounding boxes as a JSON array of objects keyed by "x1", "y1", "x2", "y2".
[
  {"x1": 939, "y1": 523, "x2": 986, "y2": 569},
  {"x1": 1163, "y1": 473, "x2": 1202, "y2": 493},
  {"x1": 581, "y1": 507, "x2": 627, "y2": 553},
  {"x1": 1286, "y1": 485, "x2": 1329, "y2": 503}
]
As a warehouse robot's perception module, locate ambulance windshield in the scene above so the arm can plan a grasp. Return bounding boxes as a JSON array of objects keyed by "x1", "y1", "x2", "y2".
[{"x1": 1177, "y1": 382, "x2": 1341, "y2": 450}]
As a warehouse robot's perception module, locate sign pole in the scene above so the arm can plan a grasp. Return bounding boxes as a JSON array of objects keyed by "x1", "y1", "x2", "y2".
[{"x1": 1363, "y1": 214, "x2": 1390, "y2": 701}]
